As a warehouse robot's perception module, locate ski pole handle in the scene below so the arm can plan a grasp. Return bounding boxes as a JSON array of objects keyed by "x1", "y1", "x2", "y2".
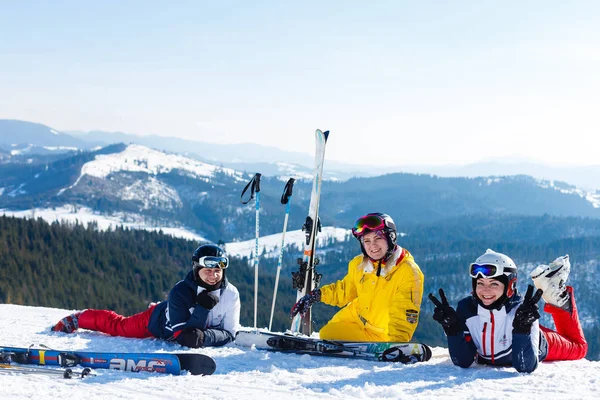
[
  {"x1": 241, "y1": 173, "x2": 262, "y2": 204},
  {"x1": 281, "y1": 178, "x2": 295, "y2": 205}
]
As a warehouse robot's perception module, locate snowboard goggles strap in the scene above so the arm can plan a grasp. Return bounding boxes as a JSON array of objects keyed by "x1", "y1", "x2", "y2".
[{"x1": 352, "y1": 214, "x2": 386, "y2": 237}]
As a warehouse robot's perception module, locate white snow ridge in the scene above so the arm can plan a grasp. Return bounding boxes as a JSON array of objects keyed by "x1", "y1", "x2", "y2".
[{"x1": 0, "y1": 304, "x2": 598, "y2": 399}]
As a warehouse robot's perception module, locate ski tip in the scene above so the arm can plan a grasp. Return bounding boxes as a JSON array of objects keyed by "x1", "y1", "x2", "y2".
[
  {"x1": 422, "y1": 344, "x2": 432, "y2": 362},
  {"x1": 176, "y1": 354, "x2": 217, "y2": 376},
  {"x1": 315, "y1": 129, "x2": 330, "y2": 141}
]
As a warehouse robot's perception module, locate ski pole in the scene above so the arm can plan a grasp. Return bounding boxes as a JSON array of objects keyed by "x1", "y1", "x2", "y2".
[
  {"x1": 269, "y1": 178, "x2": 295, "y2": 331},
  {"x1": 241, "y1": 173, "x2": 262, "y2": 330}
]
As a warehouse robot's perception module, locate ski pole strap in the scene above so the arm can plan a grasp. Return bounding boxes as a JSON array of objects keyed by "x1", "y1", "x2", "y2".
[
  {"x1": 281, "y1": 178, "x2": 295, "y2": 205},
  {"x1": 241, "y1": 173, "x2": 262, "y2": 204}
]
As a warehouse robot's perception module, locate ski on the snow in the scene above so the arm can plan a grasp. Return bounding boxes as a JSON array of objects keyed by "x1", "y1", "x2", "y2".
[
  {"x1": 0, "y1": 363, "x2": 93, "y2": 379},
  {"x1": 235, "y1": 330, "x2": 432, "y2": 364},
  {"x1": 0, "y1": 345, "x2": 216, "y2": 376},
  {"x1": 290, "y1": 129, "x2": 329, "y2": 335},
  {"x1": 1, "y1": 350, "x2": 93, "y2": 379}
]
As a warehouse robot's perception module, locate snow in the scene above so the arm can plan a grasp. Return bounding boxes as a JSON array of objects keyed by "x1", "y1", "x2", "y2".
[
  {"x1": 119, "y1": 176, "x2": 183, "y2": 211},
  {"x1": 538, "y1": 180, "x2": 600, "y2": 209},
  {"x1": 0, "y1": 206, "x2": 352, "y2": 255},
  {"x1": 0, "y1": 205, "x2": 209, "y2": 243},
  {"x1": 43, "y1": 146, "x2": 79, "y2": 151},
  {"x1": 224, "y1": 227, "x2": 352, "y2": 259},
  {"x1": 80, "y1": 144, "x2": 244, "y2": 181},
  {"x1": 1, "y1": 304, "x2": 598, "y2": 399},
  {"x1": 56, "y1": 144, "x2": 247, "y2": 196}
]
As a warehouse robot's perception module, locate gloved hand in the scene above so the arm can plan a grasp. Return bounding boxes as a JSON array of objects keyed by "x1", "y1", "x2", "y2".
[
  {"x1": 428, "y1": 288, "x2": 463, "y2": 336},
  {"x1": 290, "y1": 289, "x2": 321, "y2": 318},
  {"x1": 197, "y1": 290, "x2": 219, "y2": 310},
  {"x1": 513, "y1": 285, "x2": 543, "y2": 334},
  {"x1": 176, "y1": 328, "x2": 205, "y2": 348}
]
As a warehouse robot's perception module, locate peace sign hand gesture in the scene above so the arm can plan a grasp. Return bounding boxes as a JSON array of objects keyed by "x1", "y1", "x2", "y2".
[
  {"x1": 428, "y1": 288, "x2": 463, "y2": 336},
  {"x1": 512, "y1": 284, "x2": 543, "y2": 334}
]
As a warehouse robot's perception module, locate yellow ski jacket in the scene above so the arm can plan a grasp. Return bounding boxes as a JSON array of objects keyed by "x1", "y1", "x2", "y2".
[{"x1": 319, "y1": 247, "x2": 424, "y2": 342}]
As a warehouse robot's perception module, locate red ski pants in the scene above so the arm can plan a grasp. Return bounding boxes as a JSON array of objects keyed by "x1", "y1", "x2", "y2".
[
  {"x1": 541, "y1": 286, "x2": 588, "y2": 361},
  {"x1": 78, "y1": 305, "x2": 157, "y2": 339}
]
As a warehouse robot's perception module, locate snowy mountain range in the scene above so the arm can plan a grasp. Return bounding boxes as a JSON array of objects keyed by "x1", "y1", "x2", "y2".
[
  {"x1": 1, "y1": 303, "x2": 598, "y2": 399},
  {"x1": 3, "y1": 119, "x2": 600, "y2": 190},
  {"x1": 1, "y1": 119, "x2": 600, "y2": 245}
]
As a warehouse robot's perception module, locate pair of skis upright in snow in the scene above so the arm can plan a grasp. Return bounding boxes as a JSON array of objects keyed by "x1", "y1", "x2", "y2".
[{"x1": 290, "y1": 128, "x2": 330, "y2": 335}]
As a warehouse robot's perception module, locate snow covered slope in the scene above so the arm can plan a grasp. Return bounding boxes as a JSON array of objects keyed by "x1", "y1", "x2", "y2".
[{"x1": 0, "y1": 304, "x2": 598, "y2": 399}]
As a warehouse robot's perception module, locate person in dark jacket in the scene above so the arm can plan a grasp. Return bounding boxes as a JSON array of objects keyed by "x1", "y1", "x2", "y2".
[
  {"x1": 51, "y1": 244, "x2": 240, "y2": 348},
  {"x1": 429, "y1": 249, "x2": 587, "y2": 373}
]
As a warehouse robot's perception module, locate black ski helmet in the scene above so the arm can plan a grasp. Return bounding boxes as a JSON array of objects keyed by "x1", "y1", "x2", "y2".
[
  {"x1": 352, "y1": 212, "x2": 397, "y2": 261},
  {"x1": 192, "y1": 244, "x2": 228, "y2": 288}
]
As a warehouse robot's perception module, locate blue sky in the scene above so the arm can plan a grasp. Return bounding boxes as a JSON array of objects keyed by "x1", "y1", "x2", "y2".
[{"x1": 1, "y1": 1, "x2": 599, "y2": 166}]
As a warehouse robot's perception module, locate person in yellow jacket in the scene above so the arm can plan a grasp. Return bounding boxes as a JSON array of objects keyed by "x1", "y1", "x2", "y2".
[{"x1": 291, "y1": 212, "x2": 424, "y2": 342}]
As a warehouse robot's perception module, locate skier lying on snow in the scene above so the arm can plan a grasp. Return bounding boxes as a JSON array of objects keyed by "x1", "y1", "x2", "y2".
[
  {"x1": 429, "y1": 249, "x2": 587, "y2": 373},
  {"x1": 291, "y1": 212, "x2": 425, "y2": 342},
  {"x1": 51, "y1": 244, "x2": 240, "y2": 348}
]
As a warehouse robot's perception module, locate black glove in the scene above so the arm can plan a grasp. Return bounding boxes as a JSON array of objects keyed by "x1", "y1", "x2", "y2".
[
  {"x1": 176, "y1": 328, "x2": 205, "y2": 348},
  {"x1": 290, "y1": 289, "x2": 321, "y2": 318},
  {"x1": 513, "y1": 285, "x2": 543, "y2": 334},
  {"x1": 197, "y1": 290, "x2": 219, "y2": 310},
  {"x1": 428, "y1": 288, "x2": 463, "y2": 336}
]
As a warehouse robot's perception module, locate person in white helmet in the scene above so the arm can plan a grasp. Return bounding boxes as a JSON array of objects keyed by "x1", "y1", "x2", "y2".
[{"x1": 429, "y1": 249, "x2": 587, "y2": 373}]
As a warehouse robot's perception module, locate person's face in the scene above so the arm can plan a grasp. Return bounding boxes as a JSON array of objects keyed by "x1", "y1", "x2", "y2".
[
  {"x1": 198, "y1": 267, "x2": 223, "y2": 286},
  {"x1": 361, "y1": 231, "x2": 389, "y2": 260},
  {"x1": 475, "y1": 278, "x2": 505, "y2": 306}
]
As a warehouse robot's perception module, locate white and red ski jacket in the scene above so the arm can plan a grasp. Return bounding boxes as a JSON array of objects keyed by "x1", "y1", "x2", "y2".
[{"x1": 446, "y1": 293, "x2": 544, "y2": 373}]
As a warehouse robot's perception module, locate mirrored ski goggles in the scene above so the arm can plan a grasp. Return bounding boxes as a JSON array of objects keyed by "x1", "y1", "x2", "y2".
[
  {"x1": 352, "y1": 214, "x2": 385, "y2": 237},
  {"x1": 469, "y1": 263, "x2": 508, "y2": 279},
  {"x1": 195, "y1": 256, "x2": 229, "y2": 270}
]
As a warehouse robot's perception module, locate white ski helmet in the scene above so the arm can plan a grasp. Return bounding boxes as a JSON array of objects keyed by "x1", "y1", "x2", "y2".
[{"x1": 470, "y1": 249, "x2": 518, "y2": 308}]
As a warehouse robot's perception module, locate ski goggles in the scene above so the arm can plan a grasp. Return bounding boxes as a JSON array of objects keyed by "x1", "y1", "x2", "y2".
[
  {"x1": 469, "y1": 263, "x2": 515, "y2": 279},
  {"x1": 195, "y1": 256, "x2": 229, "y2": 270},
  {"x1": 352, "y1": 214, "x2": 386, "y2": 237}
]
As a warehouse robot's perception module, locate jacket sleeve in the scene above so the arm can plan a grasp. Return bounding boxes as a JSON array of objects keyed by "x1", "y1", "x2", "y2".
[
  {"x1": 447, "y1": 334, "x2": 477, "y2": 368},
  {"x1": 220, "y1": 287, "x2": 241, "y2": 338},
  {"x1": 202, "y1": 285, "x2": 241, "y2": 347},
  {"x1": 448, "y1": 299, "x2": 477, "y2": 368},
  {"x1": 319, "y1": 257, "x2": 359, "y2": 307},
  {"x1": 166, "y1": 282, "x2": 195, "y2": 337},
  {"x1": 388, "y1": 259, "x2": 424, "y2": 342},
  {"x1": 511, "y1": 321, "x2": 540, "y2": 373}
]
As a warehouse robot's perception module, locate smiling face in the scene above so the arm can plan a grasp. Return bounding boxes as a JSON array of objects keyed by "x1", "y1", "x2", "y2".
[
  {"x1": 475, "y1": 277, "x2": 506, "y2": 306},
  {"x1": 198, "y1": 267, "x2": 223, "y2": 286},
  {"x1": 361, "y1": 231, "x2": 389, "y2": 261}
]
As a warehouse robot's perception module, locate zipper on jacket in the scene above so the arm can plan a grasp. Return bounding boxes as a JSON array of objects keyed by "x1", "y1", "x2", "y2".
[{"x1": 490, "y1": 311, "x2": 495, "y2": 364}]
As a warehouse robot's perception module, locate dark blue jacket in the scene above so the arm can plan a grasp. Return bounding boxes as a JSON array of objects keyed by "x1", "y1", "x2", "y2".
[{"x1": 147, "y1": 270, "x2": 240, "y2": 347}]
